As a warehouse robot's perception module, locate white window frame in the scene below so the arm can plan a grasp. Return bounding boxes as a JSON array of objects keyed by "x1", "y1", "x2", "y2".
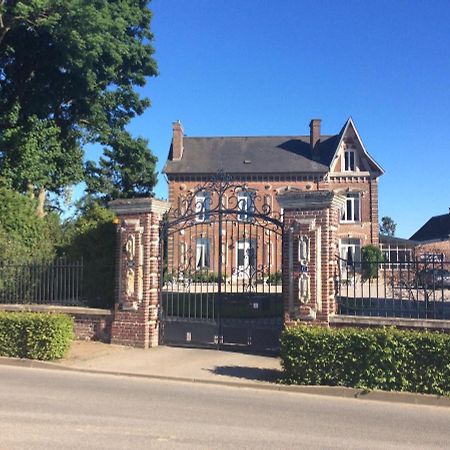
[
  {"x1": 339, "y1": 238, "x2": 361, "y2": 267},
  {"x1": 235, "y1": 239, "x2": 256, "y2": 278},
  {"x1": 179, "y1": 242, "x2": 186, "y2": 267},
  {"x1": 344, "y1": 149, "x2": 356, "y2": 171},
  {"x1": 237, "y1": 192, "x2": 254, "y2": 222},
  {"x1": 341, "y1": 193, "x2": 360, "y2": 223},
  {"x1": 265, "y1": 242, "x2": 273, "y2": 267},
  {"x1": 195, "y1": 238, "x2": 210, "y2": 269},
  {"x1": 195, "y1": 192, "x2": 210, "y2": 222},
  {"x1": 263, "y1": 194, "x2": 272, "y2": 212}
]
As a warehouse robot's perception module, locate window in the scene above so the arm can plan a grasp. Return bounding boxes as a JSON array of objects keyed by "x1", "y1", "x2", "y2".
[
  {"x1": 195, "y1": 238, "x2": 210, "y2": 269},
  {"x1": 179, "y1": 242, "x2": 186, "y2": 266},
  {"x1": 237, "y1": 192, "x2": 254, "y2": 221},
  {"x1": 195, "y1": 192, "x2": 210, "y2": 222},
  {"x1": 341, "y1": 193, "x2": 360, "y2": 222},
  {"x1": 340, "y1": 238, "x2": 361, "y2": 266},
  {"x1": 379, "y1": 242, "x2": 413, "y2": 269},
  {"x1": 236, "y1": 240, "x2": 256, "y2": 278},
  {"x1": 263, "y1": 194, "x2": 272, "y2": 213},
  {"x1": 344, "y1": 149, "x2": 356, "y2": 171},
  {"x1": 265, "y1": 242, "x2": 273, "y2": 267}
]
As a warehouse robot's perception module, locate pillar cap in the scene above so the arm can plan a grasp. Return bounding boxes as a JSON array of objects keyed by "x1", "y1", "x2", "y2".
[{"x1": 109, "y1": 197, "x2": 170, "y2": 216}]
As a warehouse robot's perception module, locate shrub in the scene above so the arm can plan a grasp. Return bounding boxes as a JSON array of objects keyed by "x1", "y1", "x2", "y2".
[
  {"x1": 190, "y1": 271, "x2": 219, "y2": 283},
  {"x1": 266, "y1": 271, "x2": 282, "y2": 285},
  {"x1": 0, "y1": 312, "x2": 74, "y2": 360},
  {"x1": 361, "y1": 245, "x2": 384, "y2": 281},
  {"x1": 280, "y1": 326, "x2": 450, "y2": 396}
]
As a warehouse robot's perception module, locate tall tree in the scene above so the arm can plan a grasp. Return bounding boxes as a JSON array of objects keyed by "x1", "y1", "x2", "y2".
[
  {"x1": 0, "y1": 0, "x2": 158, "y2": 212},
  {"x1": 85, "y1": 130, "x2": 157, "y2": 202},
  {"x1": 380, "y1": 216, "x2": 397, "y2": 236}
]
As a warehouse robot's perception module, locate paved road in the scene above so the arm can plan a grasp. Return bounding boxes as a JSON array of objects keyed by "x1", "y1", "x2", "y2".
[{"x1": 1, "y1": 366, "x2": 450, "y2": 449}]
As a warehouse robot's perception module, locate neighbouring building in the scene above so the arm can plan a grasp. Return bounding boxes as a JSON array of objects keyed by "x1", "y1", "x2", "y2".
[
  {"x1": 410, "y1": 210, "x2": 450, "y2": 261},
  {"x1": 379, "y1": 234, "x2": 416, "y2": 268},
  {"x1": 163, "y1": 118, "x2": 384, "y2": 279}
]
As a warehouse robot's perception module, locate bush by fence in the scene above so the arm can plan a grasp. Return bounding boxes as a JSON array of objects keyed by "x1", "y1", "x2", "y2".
[
  {"x1": 280, "y1": 326, "x2": 450, "y2": 396},
  {"x1": 0, "y1": 312, "x2": 74, "y2": 360}
]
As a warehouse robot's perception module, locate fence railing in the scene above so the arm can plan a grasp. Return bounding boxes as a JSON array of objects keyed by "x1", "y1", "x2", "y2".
[
  {"x1": 336, "y1": 257, "x2": 450, "y2": 320},
  {"x1": 0, "y1": 258, "x2": 84, "y2": 306}
]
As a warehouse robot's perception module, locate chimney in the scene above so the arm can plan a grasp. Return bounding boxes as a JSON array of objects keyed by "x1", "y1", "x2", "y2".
[
  {"x1": 172, "y1": 120, "x2": 184, "y2": 160},
  {"x1": 309, "y1": 119, "x2": 321, "y2": 151}
]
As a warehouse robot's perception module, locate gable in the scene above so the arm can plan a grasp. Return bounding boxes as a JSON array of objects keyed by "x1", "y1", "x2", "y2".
[{"x1": 329, "y1": 118, "x2": 384, "y2": 176}]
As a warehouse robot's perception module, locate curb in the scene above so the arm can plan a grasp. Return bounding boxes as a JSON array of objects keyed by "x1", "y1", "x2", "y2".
[{"x1": 1, "y1": 356, "x2": 450, "y2": 408}]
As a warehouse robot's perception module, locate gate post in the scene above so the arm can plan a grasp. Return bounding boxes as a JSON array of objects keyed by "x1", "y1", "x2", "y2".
[
  {"x1": 278, "y1": 191, "x2": 345, "y2": 326},
  {"x1": 109, "y1": 198, "x2": 170, "y2": 348}
]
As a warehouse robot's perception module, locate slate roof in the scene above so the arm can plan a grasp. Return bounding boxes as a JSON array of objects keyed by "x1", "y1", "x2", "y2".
[
  {"x1": 164, "y1": 135, "x2": 335, "y2": 175},
  {"x1": 163, "y1": 118, "x2": 383, "y2": 176},
  {"x1": 379, "y1": 234, "x2": 417, "y2": 247},
  {"x1": 410, "y1": 213, "x2": 450, "y2": 242}
]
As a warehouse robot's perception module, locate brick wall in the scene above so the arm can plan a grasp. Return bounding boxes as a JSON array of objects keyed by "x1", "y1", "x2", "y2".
[
  {"x1": 415, "y1": 240, "x2": 450, "y2": 261},
  {"x1": 0, "y1": 305, "x2": 113, "y2": 342},
  {"x1": 169, "y1": 174, "x2": 379, "y2": 257}
]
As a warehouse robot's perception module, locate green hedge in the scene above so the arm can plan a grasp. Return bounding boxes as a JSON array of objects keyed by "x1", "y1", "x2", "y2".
[
  {"x1": 280, "y1": 326, "x2": 450, "y2": 396},
  {"x1": 0, "y1": 312, "x2": 74, "y2": 360}
]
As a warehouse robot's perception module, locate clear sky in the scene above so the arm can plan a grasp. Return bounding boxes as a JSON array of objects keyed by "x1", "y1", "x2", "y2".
[{"x1": 91, "y1": 0, "x2": 450, "y2": 239}]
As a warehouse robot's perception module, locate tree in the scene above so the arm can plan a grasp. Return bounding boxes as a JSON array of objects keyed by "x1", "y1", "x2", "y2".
[
  {"x1": 0, "y1": 1, "x2": 158, "y2": 211},
  {"x1": 0, "y1": 184, "x2": 57, "y2": 262},
  {"x1": 63, "y1": 200, "x2": 116, "y2": 308},
  {"x1": 380, "y1": 216, "x2": 396, "y2": 236},
  {"x1": 85, "y1": 130, "x2": 157, "y2": 203},
  {"x1": 361, "y1": 245, "x2": 384, "y2": 281}
]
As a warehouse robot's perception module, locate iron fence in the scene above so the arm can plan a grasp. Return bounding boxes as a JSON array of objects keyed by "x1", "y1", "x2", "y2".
[
  {"x1": 0, "y1": 258, "x2": 84, "y2": 306},
  {"x1": 336, "y1": 257, "x2": 450, "y2": 320}
]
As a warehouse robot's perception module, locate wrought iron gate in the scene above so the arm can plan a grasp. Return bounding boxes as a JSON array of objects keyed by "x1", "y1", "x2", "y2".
[{"x1": 159, "y1": 172, "x2": 283, "y2": 352}]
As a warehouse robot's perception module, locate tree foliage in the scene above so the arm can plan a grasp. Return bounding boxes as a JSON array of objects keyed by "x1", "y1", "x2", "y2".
[
  {"x1": 63, "y1": 201, "x2": 116, "y2": 307},
  {"x1": 85, "y1": 130, "x2": 157, "y2": 202},
  {"x1": 0, "y1": 184, "x2": 56, "y2": 262},
  {"x1": 0, "y1": 0, "x2": 158, "y2": 208},
  {"x1": 380, "y1": 216, "x2": 396, "y2": 236},
  {"x1": 361, "y1": 244, "x2": 384, "y2": 280}
]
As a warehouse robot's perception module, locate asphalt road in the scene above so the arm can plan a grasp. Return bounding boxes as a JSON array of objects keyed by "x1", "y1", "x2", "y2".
[{"x1": 1, "y1": 366, "x2": 450, "y2": 449}]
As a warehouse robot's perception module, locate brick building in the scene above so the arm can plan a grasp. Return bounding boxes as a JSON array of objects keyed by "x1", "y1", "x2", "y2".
[
  {"x1": 163, "y1": 118, "x2": 384, "y2": 280},
  {"x1": 410, "y1": 210, "x2": 450, "y2": 261}
]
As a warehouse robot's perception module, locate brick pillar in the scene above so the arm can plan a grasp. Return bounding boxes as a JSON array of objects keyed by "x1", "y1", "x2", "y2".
[
  {"x1": 109, "y1": 198, "x2": 170, "y2": 348},
  {"x1": 278, "y1": 191, "x2": 345, "y2": 326}
]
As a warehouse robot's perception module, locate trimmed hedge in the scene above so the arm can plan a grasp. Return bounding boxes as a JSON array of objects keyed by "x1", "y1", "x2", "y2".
[
  {"x1": 280, "y1": 326, "x2": 450, "y2": 396},
  {"x1": 0, "y1": 312, "x2": 74, "y2": 360}
]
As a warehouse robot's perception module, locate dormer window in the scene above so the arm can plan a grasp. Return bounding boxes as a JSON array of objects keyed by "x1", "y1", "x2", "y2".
[{"x1": 344, "y1": 149, "x2": 356, "y2": 171}]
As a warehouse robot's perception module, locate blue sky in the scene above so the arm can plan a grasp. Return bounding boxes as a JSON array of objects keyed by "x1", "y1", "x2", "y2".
[{"x1": 88, "y1": 0, "x2": 450, "y2": 238}]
